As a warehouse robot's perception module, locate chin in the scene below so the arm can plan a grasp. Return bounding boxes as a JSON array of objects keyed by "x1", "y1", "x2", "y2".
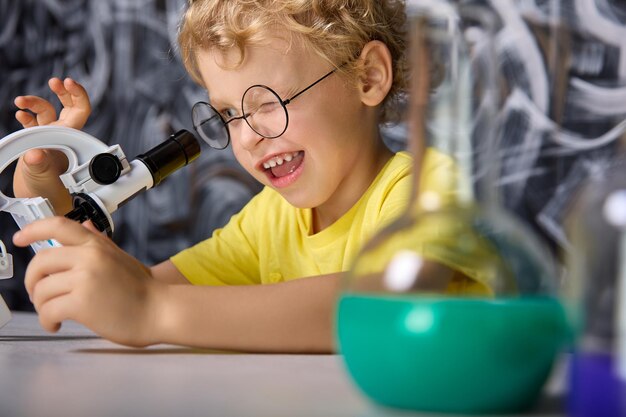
[{"x1": 277, "y1": 189, "x2": 321, "y2": 210}]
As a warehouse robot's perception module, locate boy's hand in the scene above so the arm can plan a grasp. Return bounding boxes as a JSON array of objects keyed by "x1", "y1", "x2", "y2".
[
  {"x1": 13, "y1": 217, "x2": 163, "y2": 348},
  {"x1": 13, "y1": 150, "x2": 73, "y2": 215},
  {"x1": 14, "y1": 77, "x2": 91, "y2": 129},
  {"x1": 12, "y1": 78, "x2": 92, "y2": 214}
]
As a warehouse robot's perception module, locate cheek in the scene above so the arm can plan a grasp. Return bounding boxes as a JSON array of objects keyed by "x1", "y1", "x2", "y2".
[
  {"x1": 290, "y1": 96, "x2": 359, "y2": 141},
  {"x1": 317, "y1": 88, "x2": 363, "y2": 133},
  {"x1": 308, "y1": 102, "x2": 363, "y2": 151},
  {"x1": 231, "y1": 145, "x2": 256, "y2": 175}
]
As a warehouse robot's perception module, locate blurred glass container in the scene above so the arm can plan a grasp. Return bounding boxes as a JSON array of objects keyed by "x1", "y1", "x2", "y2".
[
  {"x1": 336, "y1": 1, "x2": 570, "y2": 414},
  {"x1": 566, "y1": 154, "x2": 626, "y2": 416},
  {"x1": 524, "y1": 2, "x2": 626, "y2": 415}
]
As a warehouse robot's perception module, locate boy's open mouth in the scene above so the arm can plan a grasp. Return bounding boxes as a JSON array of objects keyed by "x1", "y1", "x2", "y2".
[{"x1": 263, "y1": 151, "x2": 304, "y2": 178}]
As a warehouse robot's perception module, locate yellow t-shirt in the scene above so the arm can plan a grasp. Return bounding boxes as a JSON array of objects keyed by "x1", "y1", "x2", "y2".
[{"x1": 171, "y1": 151, "x2": 413, "y2": 286}]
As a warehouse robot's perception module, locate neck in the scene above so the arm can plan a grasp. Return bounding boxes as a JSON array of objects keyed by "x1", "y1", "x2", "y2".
[{"x1": 312, "y1": 138, "x2": 393, "y2": 234}]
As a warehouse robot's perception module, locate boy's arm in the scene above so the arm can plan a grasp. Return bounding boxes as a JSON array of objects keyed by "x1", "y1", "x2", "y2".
[
  {"x1": 154, "y1": 272, "x2": 341, "y2": 353},
  {"x1": 150, "y1": 261, "x2": 340, "y2": 352},
  {"x1": 151, "y1": 260, "x2": 192, "y2": 285},
  {"x1": 14, "y1": 217, "x2": 341, "y2": 352}
]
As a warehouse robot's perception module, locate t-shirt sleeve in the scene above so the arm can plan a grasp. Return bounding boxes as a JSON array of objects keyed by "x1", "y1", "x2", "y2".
[
  {"x1": 377, "y1": 173, "x2": 412, "y2": 229},
  {"x1": 374, "y1": 148, "x2": 460, "y2": 231},
  {"x1": 170, "y1": 192, "x2": 265, "y2": 286}
]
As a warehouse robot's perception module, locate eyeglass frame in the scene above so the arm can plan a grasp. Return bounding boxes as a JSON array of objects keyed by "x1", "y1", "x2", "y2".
[{"x1": 192, "y1": 66, "x2": 339, "y2": 149}]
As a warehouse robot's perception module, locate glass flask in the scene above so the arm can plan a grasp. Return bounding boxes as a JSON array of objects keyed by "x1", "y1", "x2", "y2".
[
  {"x1": 336, "y1": 2, "x2": 570, "y2": 414},
  {"x1": 566, "y1": 151, "x2": 626, "y2": 417},
  {"x1": 513, "y1": 1, "x2": 626, "y2": 415}
]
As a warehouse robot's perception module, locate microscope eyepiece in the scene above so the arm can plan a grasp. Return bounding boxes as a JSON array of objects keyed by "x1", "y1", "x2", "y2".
[{"x1": 136, "y1": 130, "x2": 201, "y2": 186}]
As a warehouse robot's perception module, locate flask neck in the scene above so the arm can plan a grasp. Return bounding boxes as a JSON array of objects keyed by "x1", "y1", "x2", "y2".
[{"x1": 405, "y1": 14, "x2": 477, "y2": 214}]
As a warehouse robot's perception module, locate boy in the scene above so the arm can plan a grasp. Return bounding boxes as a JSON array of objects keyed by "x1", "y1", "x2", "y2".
[{"x1": 11, "y1": 0, "x2": 416, "y2": 352}]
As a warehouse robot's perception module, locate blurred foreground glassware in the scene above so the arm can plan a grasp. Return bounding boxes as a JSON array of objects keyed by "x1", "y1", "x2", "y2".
[
  {"x1": 336, "y1": 1, "x2": 571, "y2": 414},
  {"x1": 563, "y1": 79, "x2": 626, "y2": 415},
  {"x1": 516, "y1": 2, "x2": 626, "y2": 415},
  {"x1": 566, "y1": 153, "x2": 626, "y2": 417}
]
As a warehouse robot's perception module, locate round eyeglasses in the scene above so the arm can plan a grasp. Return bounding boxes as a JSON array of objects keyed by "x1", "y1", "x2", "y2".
[{"x1": 192, "y1": 67, "x2": 338, "y2": 149}]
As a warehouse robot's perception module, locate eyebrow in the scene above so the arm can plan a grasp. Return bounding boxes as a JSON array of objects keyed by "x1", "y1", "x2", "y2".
[
  {"x1": 208, "y1": 82, "x2": 296, "y2": 110},
  {"x1": 206, "y1": 94, "x2": 234, "y2": 110},
  {"x1": 203, "y1": 84, "x2": 235, "y2": 109},
  {"x1": 213, "y1": 82, "x2": 282, "y2": 114}
]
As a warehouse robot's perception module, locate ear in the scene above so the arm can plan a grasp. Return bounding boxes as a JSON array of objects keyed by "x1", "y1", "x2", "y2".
[{"x1": 356, "y1": 40, "x2": 393, "y2": 107}]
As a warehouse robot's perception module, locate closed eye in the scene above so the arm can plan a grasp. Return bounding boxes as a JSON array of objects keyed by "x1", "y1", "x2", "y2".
[{"x1": 256, "y1": 101, "x2": 281, "y2": 114}]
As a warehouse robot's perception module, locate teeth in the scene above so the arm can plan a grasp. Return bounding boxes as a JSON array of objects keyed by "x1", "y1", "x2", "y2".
[{"x1": 263, "y1": 151, "x2": 300, "y2": 169}]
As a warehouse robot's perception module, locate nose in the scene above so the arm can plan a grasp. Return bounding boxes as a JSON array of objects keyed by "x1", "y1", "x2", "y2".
[{"x1": 235, "y1": 121, "x2": 264, "y2": 150}]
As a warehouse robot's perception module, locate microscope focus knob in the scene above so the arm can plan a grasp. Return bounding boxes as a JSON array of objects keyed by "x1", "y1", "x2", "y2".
[{"x1": 89, "y1": 153, "x2": 123, "y2": 185}]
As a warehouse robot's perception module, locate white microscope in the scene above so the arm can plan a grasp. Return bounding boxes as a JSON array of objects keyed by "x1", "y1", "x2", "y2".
[{"x1": 0, "y1": 126, "x2": 201, "y2": 328}]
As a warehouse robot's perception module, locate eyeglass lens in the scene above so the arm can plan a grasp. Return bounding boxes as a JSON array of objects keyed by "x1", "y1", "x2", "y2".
[
  {"x1": 242, "y1": 86, "x2": 288, "y2": 139},
  {"x1": 192, "y1": 103, "x2": 230, "y2": 149}
]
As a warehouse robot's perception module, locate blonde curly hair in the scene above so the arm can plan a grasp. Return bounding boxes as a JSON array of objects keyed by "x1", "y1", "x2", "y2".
[{"x1": 178, "y1": 0, "x2": 407, "y2": 123}]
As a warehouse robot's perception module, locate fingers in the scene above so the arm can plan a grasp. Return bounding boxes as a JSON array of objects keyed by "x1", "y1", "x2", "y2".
[
  {"x1": 20, "y1": 148, "x2": 68, "y2": 174},
  {"x1": 14, "y1": 77, "x2": 91, "y2": 130},
  {"x1": 61, "y1": 78, "x2": 91, "y2": 112},
  {"x1": 22, "y1": 247, "x2": 79, "y2": 334},
  {"x1": 51, "y1": 78, "x2": 91, "y2": 129},
  {"x1": 20, "y1": 149, "x2": 51, "y2": 173},
  {"x1": 13, "y1": 150, "x2": 73, "y2": 213},
  {"x1": 13, "y1": 217, "x2": 97, "y2": 249},
  {"x1": 37, "y1": 292, "x2": 74, "y2": 333},
  {"x1": 48, "y1": 77, "x2": 73, "y2": 109},
  {"x1": 15, "y1": 109, "x2": 38, "y2": 128},
  {"x1": 14, "y1": 95, "x2": 58, "y2": 126},
  {"x1": 29, "y1": 271, "x2": 73, "y2": 315},
  {"x1": 22, "y1": 246, "x2": 84, "y2": 296},
  {"x1": 82, "y1": 220, "x2": 100, "y2": 233}
]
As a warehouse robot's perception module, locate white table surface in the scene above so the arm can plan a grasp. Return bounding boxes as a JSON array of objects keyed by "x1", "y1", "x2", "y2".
[{"x1": 0, "y1": 312, "x2": 566, "y2": 417}]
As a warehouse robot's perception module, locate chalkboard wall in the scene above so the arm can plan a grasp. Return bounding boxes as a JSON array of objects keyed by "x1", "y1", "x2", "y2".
[{"x1": 1, "y1": 0, "x2": 625, "y2": 310}]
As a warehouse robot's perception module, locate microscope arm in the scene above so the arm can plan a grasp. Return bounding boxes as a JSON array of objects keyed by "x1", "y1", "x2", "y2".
[{"x1": 0, "y1": 126, "x2": 132, "y2": 251}]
